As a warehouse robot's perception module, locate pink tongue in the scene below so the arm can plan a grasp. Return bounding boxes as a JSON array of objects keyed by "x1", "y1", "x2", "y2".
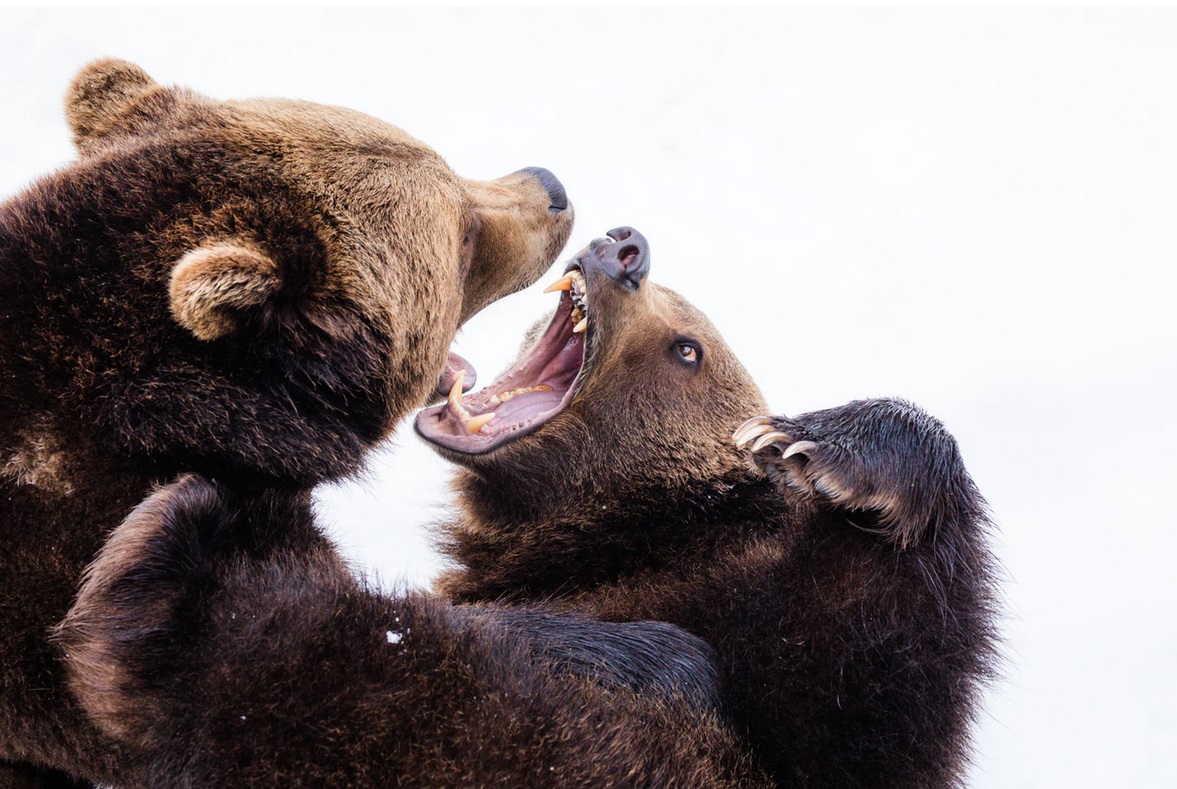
[
  {"x1": 484, "y1": 336, "x2": 583, "y2": 427},
  {"x1": 434, "y1": 352, "x2": 476, "y2": 400},
  {"x1": 537, "y1": 337, "x2": 584, "y2": 384}
]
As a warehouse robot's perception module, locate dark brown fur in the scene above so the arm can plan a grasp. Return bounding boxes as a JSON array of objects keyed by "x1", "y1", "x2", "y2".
[
  {"x1": 0, "y1": 59, "x2": 571, "y2": 786},
  {"x1": 55, "y1": 476, "x2": 768, "y2": 787},
  {"x1": 433, "y1": 270, "x2": 999, "y2": 786}
]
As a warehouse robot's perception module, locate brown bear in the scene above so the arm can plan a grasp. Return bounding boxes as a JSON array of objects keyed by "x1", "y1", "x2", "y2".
[
  {"x1": 57, "y1": 228, "x2": 997, "y2": 786},
  {"x1": 0, "y1": 58, "x2": 573, "y2": 786},
  {"x1": 419, "y1": 227, "x2": 1000, "y2": 786}
]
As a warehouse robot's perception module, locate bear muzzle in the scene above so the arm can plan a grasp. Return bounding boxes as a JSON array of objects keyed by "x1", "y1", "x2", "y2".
[
  {"x1": 516, "y1": 167, "x2": 569, "y2": 214},
  {"x1": 578, "y1": 226, "x2": 650, "y2": 292}
]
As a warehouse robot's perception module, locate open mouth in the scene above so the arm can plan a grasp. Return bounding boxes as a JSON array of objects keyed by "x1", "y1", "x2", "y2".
[{"x1": 414, "y1": 266, "x2": 591, "y2": 455}]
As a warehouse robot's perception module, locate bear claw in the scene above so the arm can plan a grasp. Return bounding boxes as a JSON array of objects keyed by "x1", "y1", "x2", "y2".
[
  {"x1": 736, "y1": 402, "x2": 967, "y2": 549},
  {"x1": 732, "y1": 416, "x2": 776, "y2": 448},
  {"x1": 778, "y1": 440, "x2": 818, "y2": 461},
  {"x1": 748, "y1": 431, "x2": 795, "y2": 454},
  {"x1": 737, "y1": 415, "x2": 829, "y2": 500}
]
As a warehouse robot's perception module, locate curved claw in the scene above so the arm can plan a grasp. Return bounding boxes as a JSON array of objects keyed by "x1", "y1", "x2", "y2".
[
  {"x1": 733, "y1": 417, "x2": 776, "y2": 449},
  {"x1": 750, "y1": 431, "x2": 794, "y2": 453},
  {"x1": 780, "y1": 440, "x2": 818, "y2": 461}
]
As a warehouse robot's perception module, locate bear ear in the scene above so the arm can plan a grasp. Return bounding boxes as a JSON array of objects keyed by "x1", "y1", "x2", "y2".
[
  {"x1": 65, "y1": 59, "x2": 160, "y2": 149},
  {"x1": 169, "y1": 244, "x2": 282, "y2": 341}
]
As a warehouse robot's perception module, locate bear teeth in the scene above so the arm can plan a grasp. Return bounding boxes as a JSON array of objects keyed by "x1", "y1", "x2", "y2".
[
  {"x1": 489, "y1": 385, "x2": 553, "y2": 406},
  {"x1": 466, "y1": 413, "x2": 496, "y2": 434},
  {"x1": 569, "y1": 270, "x2": 588, "y2": 333},
  {"x1": 448, "y1": 371, "x2": 497, "y2": 433},
  {"x1": 450, "y1": 373, "x2": 557, "y2": 434},
  {"x1": 448, "y1": 371, "x2": 469, "y2": 418},
  {"x1": 545, "y1": 270, "x2": 588, "y2": 330}
]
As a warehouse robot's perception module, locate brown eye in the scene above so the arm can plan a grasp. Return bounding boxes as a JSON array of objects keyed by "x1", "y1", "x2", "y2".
[{"x1": 674, "y1": 340, "x2": 702, "y2": 366}]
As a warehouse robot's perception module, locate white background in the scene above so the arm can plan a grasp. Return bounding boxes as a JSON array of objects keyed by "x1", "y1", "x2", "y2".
[{"x1": 2, "y1": 8, "x2": 1174, "y2": 787}]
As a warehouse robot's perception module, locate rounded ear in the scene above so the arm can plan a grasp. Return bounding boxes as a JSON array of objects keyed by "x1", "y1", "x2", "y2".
[
  {"x1": 65, "y1": 59, "x2": 159, "y2": 149},
  {"x1": 169, "y1": 244, "x2": 281, "y2": 341}
]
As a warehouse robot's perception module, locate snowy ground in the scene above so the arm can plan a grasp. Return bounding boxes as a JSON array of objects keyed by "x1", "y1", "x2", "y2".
[{"x1": 3, "y1": 8, "x2": 1175, "y2": 787}]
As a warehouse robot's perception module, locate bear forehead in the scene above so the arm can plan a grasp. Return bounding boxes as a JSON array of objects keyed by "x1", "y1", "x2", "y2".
[
  {"x1": 614, "y1": 284, "x2": 728, "y2": 350},
  {"x1": 219, "y1": 97, "x2": 442, "y2": 158}
]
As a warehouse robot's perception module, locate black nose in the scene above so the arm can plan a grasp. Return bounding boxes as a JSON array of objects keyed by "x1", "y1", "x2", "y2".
[
  {"x1": 580, "y1": 227, "x2": 650, "y2": 291},
  {"x1": 517, "y1": 167, "x2": 568, "y2": 213}
]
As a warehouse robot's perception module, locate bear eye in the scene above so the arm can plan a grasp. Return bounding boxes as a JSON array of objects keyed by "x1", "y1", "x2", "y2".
[{"x1": 673, "y1": 340, "x2": 702, "y2": 367}]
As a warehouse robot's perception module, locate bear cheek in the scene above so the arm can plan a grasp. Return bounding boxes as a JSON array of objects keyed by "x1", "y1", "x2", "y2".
[
  {"x1": 459, "y1": 182, "x2": 573, "y2": 320},
  {"x1": 460, "y1": 228, "x2": 545, "y2": 322}
]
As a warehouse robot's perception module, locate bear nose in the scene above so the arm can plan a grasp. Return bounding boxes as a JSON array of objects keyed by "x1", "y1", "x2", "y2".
[
  {"x1": 581, "y1": 227, "x2": 650, "y2": 292},
  {"x1": 516, "y1": 167, "x2": 569, "y2": 213}
]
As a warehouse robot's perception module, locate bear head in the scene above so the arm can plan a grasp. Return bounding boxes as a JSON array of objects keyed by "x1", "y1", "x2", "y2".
[
  {"x1": 415, "y1": 227, "x2": 767, "y2": 524},
  {"x1": 1, "y1": 59, "x2": 572, "y2": 487}
]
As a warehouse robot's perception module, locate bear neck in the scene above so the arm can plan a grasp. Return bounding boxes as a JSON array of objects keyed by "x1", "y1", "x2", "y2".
[{"x1": 441, "y1": 466, "x2": 789, "y2": 601}]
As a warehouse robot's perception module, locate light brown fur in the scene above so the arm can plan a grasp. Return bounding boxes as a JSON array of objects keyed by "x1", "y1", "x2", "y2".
[{"x1": 64, "y1": 59, "x2": 571, "y2": 421}]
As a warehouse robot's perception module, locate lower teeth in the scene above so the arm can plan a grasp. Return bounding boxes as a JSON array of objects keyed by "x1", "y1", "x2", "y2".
[{"x1": 489, "y1": 385, "x2": 553, "y2": 405}]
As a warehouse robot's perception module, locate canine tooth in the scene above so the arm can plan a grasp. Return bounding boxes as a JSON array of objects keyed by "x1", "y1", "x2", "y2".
[
  {"x1": 467, "y1": 412, "x2": 496, "y2": 433},
  {"x1": 544, "y1": 275, "x2": 574, "y2": 293},
  {"x1": 448, "y1": 371, "x2": 466, "y2": 412},
  {"x1": 573, "y1": 317, "x2": 588, "y2": 334}
]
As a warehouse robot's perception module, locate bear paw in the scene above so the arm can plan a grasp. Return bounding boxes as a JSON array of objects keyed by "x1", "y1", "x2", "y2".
[
  {"x1": 734, "y1": 416, "x2": 869, "y2": 511},
  {"x1": 733, "y1": 400, "x2": 980, "y2": 549}
]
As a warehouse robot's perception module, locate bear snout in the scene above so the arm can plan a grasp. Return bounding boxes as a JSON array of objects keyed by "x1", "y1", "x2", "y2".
[
  {"x1": 515, "y1": 166, "x2": 569, "y2": 213},
  {"x1": 580, "y1": 226, "x2": 651, "y2": 291}
]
